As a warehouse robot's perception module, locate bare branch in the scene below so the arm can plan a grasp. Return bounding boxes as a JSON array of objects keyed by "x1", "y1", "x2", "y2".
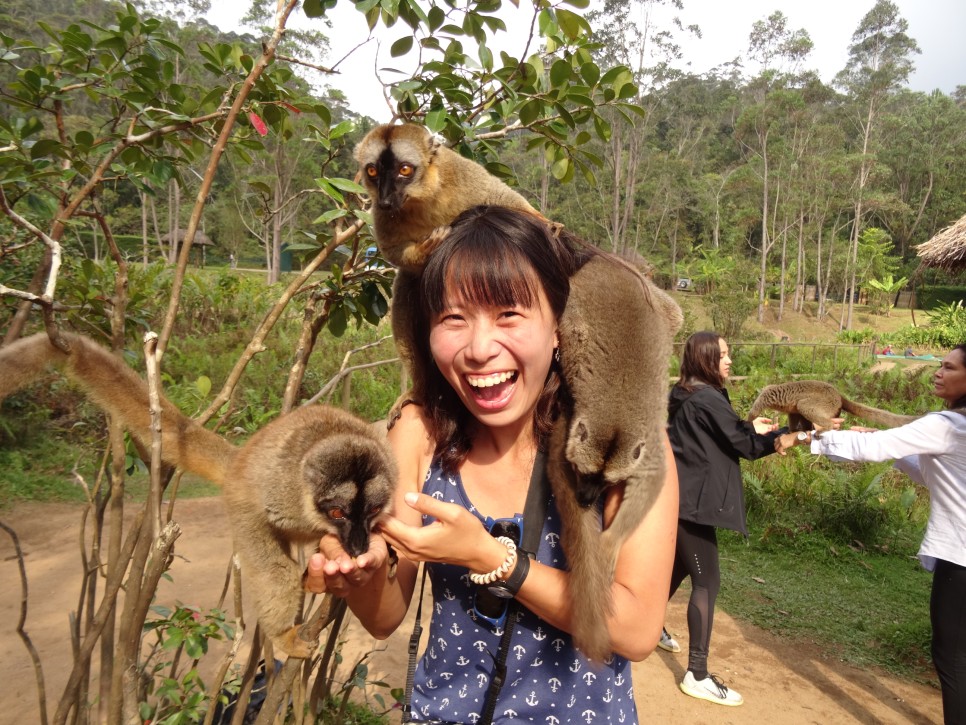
[
  {"x1": 275, "y1": 52, "x2": 336, "y2": 74},
  {"x1": 144, "y1": 332, "x2": 164, "y2": 538},
  {"x1": 53, "y1": 511, "x2": 144, "y2": 725},
  {"x1": 305, "y1": 357, "x2": 400, "y2": 407},
  {"x1": 0, "y1": 186, "x2": 62, "y2": 301},
  {"x1": 0, "y1": 521, "x2": 49, "y2": 725},
  {"x1": 255, "y1": 598, "x2": 344, "y2": 725},
  {"x1": 197, "y1": 218, "x2": 365, "y2": 424}
]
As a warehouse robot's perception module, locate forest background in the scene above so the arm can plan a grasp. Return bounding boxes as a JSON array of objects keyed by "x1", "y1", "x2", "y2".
[{"x1": 1, "y1": 0, "x2": 965, "y2": 722}]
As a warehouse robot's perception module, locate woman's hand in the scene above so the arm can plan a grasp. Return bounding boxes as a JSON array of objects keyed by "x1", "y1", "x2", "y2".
[
  {"x1": 381, "y1": 492, "x2": 507, "y2": 575},
  {"x1": 752, "y1": 416, "x2": 777, "y2": 434},
  {"x1": 303, "y1": 531, "x2": 392, "y2": 597},
  {"x1": 774, "y1": 430, "x2": 801, "y2": 455}
]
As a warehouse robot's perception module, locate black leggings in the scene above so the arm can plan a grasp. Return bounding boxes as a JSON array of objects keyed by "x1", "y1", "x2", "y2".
[
  {"x1": 932, "y1": 559, "x2": 966, "y2": 725},
  {"x1": 668, "y1": 520, "x2": 720, "y2": 680}
]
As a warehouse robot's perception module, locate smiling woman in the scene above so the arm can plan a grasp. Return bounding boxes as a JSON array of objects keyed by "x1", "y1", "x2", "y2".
[{"x1": 303, "y1": 205, "x2": 679, "y2": 724}]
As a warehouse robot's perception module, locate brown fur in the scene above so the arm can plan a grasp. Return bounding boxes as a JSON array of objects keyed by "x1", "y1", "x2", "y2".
[
  {"x1": 0, "y1": 332, "x2": 397, "y2": 658},
  {"x1": 746, "y1": 380, "x2": 919, "y2": 430},
  {"x1": 549, "y1": 257, "x2": 681, "y2": 660},
  {"x1": 355, "y1": 123, "x2": 684, "y2": 660}
]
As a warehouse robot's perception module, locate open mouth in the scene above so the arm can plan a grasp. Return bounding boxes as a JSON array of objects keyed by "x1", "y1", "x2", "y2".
[{"x1": 466, "y1": 371, "x2": 518, "y2": 405}]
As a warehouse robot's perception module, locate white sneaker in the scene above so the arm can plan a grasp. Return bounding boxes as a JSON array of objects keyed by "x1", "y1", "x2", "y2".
[
  {"x1": 658, "y1": 627, "x2": 681, "y2": 653},
  {"x1": 679, "y1": 671, "x2": 743, "y2": 706}
]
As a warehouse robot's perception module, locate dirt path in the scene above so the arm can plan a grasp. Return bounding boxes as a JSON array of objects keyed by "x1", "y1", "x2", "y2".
[{"x1": 0, "y1": 498, "x2": 943, "y2": 724}]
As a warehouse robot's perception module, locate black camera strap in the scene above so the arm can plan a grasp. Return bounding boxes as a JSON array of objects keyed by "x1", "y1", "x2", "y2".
[
  {"x1": 401, "y1": 450, "x2": 549, "y2": 725},
  {"x1": 478, "y1": 448, "x2": 547, "y2": 724}
]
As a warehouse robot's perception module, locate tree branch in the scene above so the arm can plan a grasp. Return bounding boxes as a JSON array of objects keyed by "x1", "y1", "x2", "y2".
[{"x1": 0, "y1": 521, "x2": 49, "y2": 725}]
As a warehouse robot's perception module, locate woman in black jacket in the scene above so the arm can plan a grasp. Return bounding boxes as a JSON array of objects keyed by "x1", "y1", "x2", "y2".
[{"x1": 663, "y1": 331, "x2": 785, "y2": 707}]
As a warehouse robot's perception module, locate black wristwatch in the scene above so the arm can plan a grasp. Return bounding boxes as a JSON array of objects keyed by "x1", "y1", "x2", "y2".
[{"x1": 486, "y1": 553, "x2": 531, "y2": 599}]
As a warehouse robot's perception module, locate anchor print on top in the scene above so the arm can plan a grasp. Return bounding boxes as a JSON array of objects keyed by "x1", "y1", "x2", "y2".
[{"x1": 407, "y1": 459, "x2": 637, "y2": 723}]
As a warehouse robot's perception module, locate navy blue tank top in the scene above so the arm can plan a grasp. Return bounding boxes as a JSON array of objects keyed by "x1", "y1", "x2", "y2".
[{"x1": 410, "y1": 459, "x2": 637, "y2": 724}]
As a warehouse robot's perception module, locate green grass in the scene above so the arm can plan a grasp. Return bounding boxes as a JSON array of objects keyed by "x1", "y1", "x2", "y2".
[
  {"x1": 717, "y1": 528, "x2": 936, "y2": 683},
  {"x1": 0, "y1": 437, "x2": 220, "y2": 506},
  {"x1": 0, "y1": 438, "x2": 97, "y2": 504}
]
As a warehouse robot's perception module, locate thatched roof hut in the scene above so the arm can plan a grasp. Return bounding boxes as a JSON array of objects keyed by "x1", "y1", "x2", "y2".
[
  {"x1": 161, "y1": 229, "x2": 214, "y2": 247},
  {"x1": 916, "y1": 214, "x2": 966, "y2": 271}
]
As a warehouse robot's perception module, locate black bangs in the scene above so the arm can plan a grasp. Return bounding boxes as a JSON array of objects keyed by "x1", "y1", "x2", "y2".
[{"x1": 422, "y1": 227, "x2": 539, "y2": 317}]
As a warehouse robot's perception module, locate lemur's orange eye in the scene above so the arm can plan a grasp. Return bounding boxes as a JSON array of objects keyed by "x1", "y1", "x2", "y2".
[
  {"x1": 368, "y1": 505, "x2": 383, "y2": 516},
  {"x1": 365, "y1": 165, "x2": 378, "y2": 178},
  {"x1": 398, "y1": 163, "x2": 414, "y2": 178},
  {"x1": 328, "y1": 508, "x2": 346, "y2": 520}
]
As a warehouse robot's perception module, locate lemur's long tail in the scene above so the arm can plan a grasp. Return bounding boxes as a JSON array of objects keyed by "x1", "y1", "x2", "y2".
[
  {"x1": 841, "y1": 397, "x2": 919, "y2": 429},
  {"x1": 0, "y1": 332, "x2": 234, "y2": 483}
]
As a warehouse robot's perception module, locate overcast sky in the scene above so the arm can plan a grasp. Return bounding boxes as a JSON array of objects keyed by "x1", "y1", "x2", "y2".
[{"x1": 207, "y1": 0, "x2": 965, "y2": 121}]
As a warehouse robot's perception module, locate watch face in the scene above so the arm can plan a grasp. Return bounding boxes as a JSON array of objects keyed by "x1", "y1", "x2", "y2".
[
  {"x1": 797, "y1": 431, "x2": 808, "y2": 441},
  {"x1": 486, "y1": 584, "x2": 515, "y2": 599}
]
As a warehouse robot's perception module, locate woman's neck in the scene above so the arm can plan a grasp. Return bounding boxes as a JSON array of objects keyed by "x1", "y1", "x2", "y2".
[
  {"x1": 469, "y1": 419, "x2": 537, "y2": 463},
  {"x1": 460, "y1": 422, "x2": 538, "y2": 518}
]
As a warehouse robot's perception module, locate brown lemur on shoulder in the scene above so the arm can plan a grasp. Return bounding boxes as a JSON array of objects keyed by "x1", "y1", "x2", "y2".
[
  {"x1": 746, "y1": 379, "x2": 919, "y2": 431},
  {"x1": 354, "y1": 122, "x2": 683, "y2": 661},
  {"x1": 0, "y1": 332, "x2": 398, "y2": 659}
]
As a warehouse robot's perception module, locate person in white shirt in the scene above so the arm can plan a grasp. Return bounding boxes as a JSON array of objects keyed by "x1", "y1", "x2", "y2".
[{"x1": 776, "y1": 344, "x2": 966, "y2": 725}]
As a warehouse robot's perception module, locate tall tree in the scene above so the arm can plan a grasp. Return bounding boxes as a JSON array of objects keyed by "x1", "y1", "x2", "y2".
[
  {"x1": 737, "y1": 11, "x2": 812, "y2": 322},
  {"x1": 834, "y1": 0, "x2": 919, "y2": 329},
  {"x1": 587, "y1": 0, "x2": 700, "y2": 254}
]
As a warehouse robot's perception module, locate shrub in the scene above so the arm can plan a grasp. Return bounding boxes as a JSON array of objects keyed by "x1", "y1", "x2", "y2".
[{"x1": 917, "y1": 285, "x2": 966, "y2": 310}]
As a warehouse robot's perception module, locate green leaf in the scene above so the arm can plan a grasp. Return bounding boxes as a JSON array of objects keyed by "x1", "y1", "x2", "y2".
[
  {"x1": 327, "y1": 177, "x2": 367, "y2": 193},
  {"x1": 519, "y1": 99, "x2": 543, "y2": 126},
  {"x1": 313, "y1": 209, "x2": 349, "y2": 225},
  {"x1": 328, "y1": 306, "x2": 348, "y2": 337},
  {"x1": 428, "y1": 5, "x2": 445, "y2": 31},
  {"x1": 424, "y1": 108, "x2": 447, "y2": 132},
  {"x1": 549, "y1": 59, "x2": 571, "y2": 87},
  {"x1": 29, "y1": 139, "x2": 63, "y2": 160},
  {"x1": 554, "y1": 8, "x2": 586, "y2": 41},
  {"x1": 163, "y1": 628, "x2": 184, "y2": 649},
  {"x1": 551, "y1": 156, "x2": 571, "y2": 180},
  {"x1": 579, "y1": 62, "x2": 600, "y2": 87},
  {"x1": 195, "y1": 376, "x2": 211, "y2": 398},
  {"x1": 478, "y1": 42, "x2": 493, "y2": 71},
  {"x1": 390, "y1": 36, "x2": 414, "y2": 57}
]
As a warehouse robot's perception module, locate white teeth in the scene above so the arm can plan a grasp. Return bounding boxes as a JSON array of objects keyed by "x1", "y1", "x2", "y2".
[{"x1": 467, "y1": 372, "x2": 514, "y2": 388}]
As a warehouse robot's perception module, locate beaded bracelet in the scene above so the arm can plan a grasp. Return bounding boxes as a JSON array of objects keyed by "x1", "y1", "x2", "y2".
[{"x1": 469, "y1": 536, "x2": 518, "y2": 585}]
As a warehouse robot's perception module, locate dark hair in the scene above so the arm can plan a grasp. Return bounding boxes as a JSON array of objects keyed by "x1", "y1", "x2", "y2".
[
  {"x1": 949, "y1": 343, "x2": 966, "y2": 409},
  {"x1": 676, "y1": 330, "x2": 724, "y2": 391},
  {"x1": 415, "y1": 205, "x2": 591, "y2": 473}
]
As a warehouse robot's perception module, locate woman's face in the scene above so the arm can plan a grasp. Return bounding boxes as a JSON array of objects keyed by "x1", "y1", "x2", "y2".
[
  {"x1": 932, "y1": 348, "x2": 966, "y2": 405},
  {"x1": 718, "y1": 338, "x2": 732, "y2": 381},
  {"x1": 429, "y1": 277, "x2": 558, "y2": 432}
]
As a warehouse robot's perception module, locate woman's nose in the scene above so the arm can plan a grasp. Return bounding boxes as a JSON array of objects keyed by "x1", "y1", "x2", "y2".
[{"x1": 465, "y1": 323, "x2": 501, "y2": 362}]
